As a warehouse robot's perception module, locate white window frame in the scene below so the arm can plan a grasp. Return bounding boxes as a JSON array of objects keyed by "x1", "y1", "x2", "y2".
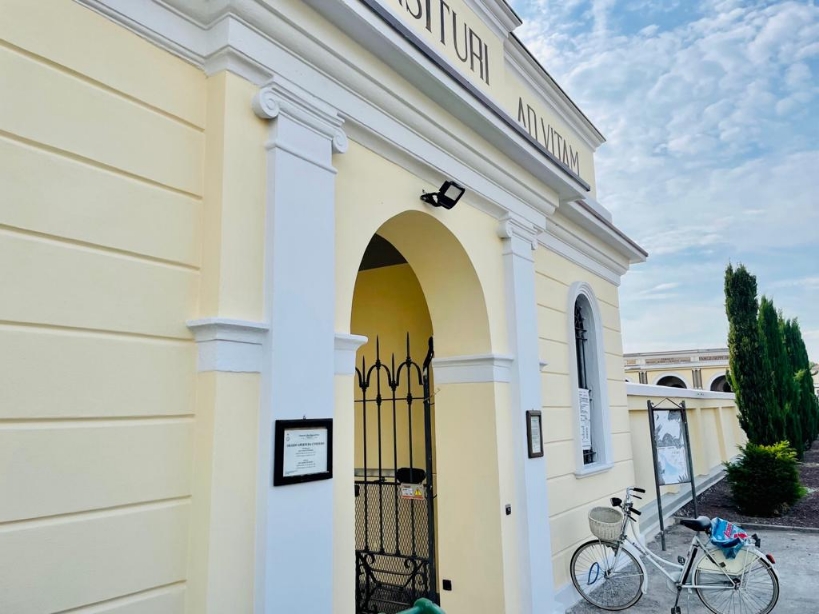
[{"x1": 567, "y1": 282, "x2": 614, "y2": 477}]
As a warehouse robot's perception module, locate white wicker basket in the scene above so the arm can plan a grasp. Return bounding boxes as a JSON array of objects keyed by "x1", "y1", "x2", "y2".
[{"x1": 588, "y1": 507, "x2": 623, "y2": 541}]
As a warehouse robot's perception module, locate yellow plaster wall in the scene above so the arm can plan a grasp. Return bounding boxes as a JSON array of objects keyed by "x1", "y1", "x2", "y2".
[
  {"x1": 183, "y1": 70, "x2": 267, "y2": 614},
  {"x1": 533, "y1": 248, "x2": 636, "y2": 589},
  {"x1": 187, "y1": 372, "x2": 260, "y2": 614},
  {"x1": 335, "y1": 140, "x2": 508, "y2": 357},
  {"x1": 198, "y1": 71, "x2": 267, "y2": 320},
  {"x1": 0, "y1": 1, "x2": 207, "y2": 611}
]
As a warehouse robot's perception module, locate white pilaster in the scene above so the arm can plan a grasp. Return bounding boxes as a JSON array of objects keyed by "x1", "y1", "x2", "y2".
[
  {"x1": 497, "y1": 214, "x2": 557, "y2": 614},
  {"x1": 253, "y1": 75, "x2": 347, "y2": 614}
]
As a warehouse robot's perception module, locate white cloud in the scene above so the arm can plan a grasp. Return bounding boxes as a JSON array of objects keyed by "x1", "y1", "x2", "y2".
[{"x1": 512, "y1": 0, "x2": 819, "y2": 359}]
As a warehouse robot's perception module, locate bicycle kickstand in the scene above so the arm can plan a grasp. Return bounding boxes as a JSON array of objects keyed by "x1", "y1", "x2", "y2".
[{"x1": 670, "y1": 587, "x2": 683, "y2": 614}]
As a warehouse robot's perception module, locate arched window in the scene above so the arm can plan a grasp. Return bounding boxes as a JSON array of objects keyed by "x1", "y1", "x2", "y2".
[
  {"x1": 656, "y1": 374, "x2": 688, "y2": 389},
  {"x1": 568, "y1": 283, "x2": 613, "y2": 475},
  {"x1": 709, "y1": 374, "x2": 732, "y2": 393}
]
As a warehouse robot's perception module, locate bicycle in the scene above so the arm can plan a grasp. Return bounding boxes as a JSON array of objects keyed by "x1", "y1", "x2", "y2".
[{"x1": 569, "y1": 486, "x2": 780, "y2": 614}]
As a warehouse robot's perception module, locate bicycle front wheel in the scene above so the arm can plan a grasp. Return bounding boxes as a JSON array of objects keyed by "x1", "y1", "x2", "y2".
[
  {"x1": 569, "y1": 540, "x2": 644, "y2": 611},
  {"x1": 694, "y1": 550, "x2": 779, "y2": 614}
]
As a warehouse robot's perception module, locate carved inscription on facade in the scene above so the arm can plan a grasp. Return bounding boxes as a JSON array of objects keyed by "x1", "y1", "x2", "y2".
[
  {"x1": 517, "y1": 97, "x2": 582, "y2": 177},
  {"x1": 394, "y1": 0, "x2": 492, "y2": 85}
]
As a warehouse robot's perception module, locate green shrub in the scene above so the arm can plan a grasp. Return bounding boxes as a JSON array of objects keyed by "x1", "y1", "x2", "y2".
[{"x1": 725, "y1": 441, "x2": 805, "y2": 517}]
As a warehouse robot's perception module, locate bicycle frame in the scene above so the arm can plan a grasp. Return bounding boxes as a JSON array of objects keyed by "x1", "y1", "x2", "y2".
[{"x1": 609, "y1": 493, "x2": 778, "y2": 596}]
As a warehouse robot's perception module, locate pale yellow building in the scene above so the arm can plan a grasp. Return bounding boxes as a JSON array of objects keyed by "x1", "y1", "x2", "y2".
[
  {"x1": 624, "y1": 348, "x2": 733, "y2": 392},
  {"x1": 0, "y1": 1, "x2": 745, "y2": 613}
]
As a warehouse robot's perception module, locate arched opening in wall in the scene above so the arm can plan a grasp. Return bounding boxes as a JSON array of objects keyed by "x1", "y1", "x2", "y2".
[
  {"x1": 347, "y1": 211, "x2": 494, "y2": 614},
  {"x1": 656, "y1": 375, "x2": 688, "y2": 389},
  {"x1": 351, "y1": 233, "x2": 437, "y2": 614},
  {"x1": 710, "y1": 375, "x2": 732, "y2": 393}
]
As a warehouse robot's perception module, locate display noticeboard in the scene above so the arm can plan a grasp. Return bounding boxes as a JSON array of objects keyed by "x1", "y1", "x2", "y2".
[
  {"x1": 647, "y1": 399, "x2": 697, "y2": 550},
  {"x1": 273, "y1": 419, "x2": 333, "y2": 486},
  {"x1": 652, "y1": 410, "x2": 691, "y2": 486}
]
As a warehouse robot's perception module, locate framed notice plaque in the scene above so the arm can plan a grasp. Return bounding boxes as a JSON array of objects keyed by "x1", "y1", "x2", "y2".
[
  {"x1": 526, "y1": 410, "x2": 544, "y2": 458},
  {"x1": 273, "y1": 419, "x2": 333, "y2": 486}
]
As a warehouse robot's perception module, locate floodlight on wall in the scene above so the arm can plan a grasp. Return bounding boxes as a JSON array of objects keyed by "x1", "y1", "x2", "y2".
[{"x1": 420, "y1": 180, "x2": 465, "y2": 210}]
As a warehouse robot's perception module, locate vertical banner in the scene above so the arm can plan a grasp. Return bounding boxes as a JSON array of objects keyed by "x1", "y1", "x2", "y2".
[{"x1": 578, "y1": 388, "x2": 592, "y2": 451}]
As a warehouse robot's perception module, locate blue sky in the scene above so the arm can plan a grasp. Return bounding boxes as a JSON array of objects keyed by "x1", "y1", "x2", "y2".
[{"x1": 511, "y1": 0, "x2": 819, "y2": 360}]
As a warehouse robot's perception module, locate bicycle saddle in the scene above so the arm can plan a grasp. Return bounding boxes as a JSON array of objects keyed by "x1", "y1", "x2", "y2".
[{"x1": 679, "y1": 516, "x2": 711, "y2": 533}]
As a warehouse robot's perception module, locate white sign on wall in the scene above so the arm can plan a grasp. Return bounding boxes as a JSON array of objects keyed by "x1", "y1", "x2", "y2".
[
  {"x1": 283, "y1": 428, "x2": 328, "y2": 478},
  {"x1": 578, "y1": 388, "x2": 592, "y2": 450}
]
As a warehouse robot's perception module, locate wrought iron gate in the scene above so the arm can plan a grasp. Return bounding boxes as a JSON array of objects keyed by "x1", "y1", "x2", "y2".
[{"x1": 355, "y1": 336, "x2": 438, "y2": 614}]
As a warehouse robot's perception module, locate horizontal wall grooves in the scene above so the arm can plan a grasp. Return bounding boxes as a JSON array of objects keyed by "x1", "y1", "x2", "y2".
[
  {"x1": 0, "y1": 224, "x2": 200, "y2": 273},
  {"x1": 0, "y1": 319, "x2": 194, "y2": 343},
  {"x1": 0, "y1": 496, "x2": 191, "y2": 531},
  {"x1": 0, "y1": 39, "x2": 204, "y2": 133},
  {"x1": 0, "y1": 415, "x2": 194, "y2": 427},
  {"x1": 54, "y1": 581, "x2": 187, "y2": 614},
  {"x1": 0, "y1": 130, "x2": 202, "y2": 202}
]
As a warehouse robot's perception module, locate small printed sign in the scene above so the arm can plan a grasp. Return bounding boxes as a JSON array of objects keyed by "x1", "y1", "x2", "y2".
[
  {"x1": 400, "y1": 484, "x2": 425, "y2": 500},
  {"x1": 526, "y1": 410, "x2": 544, "y2": 458},
  {"x1": 282, "y1": 427, "x2": 328, "y2": 478},
  {"x1": 273, "y1": 419, "x2": 333, "y2": 486},
  {"x1": 578, "y1": 389, "x2": 592, "y2": 450}
]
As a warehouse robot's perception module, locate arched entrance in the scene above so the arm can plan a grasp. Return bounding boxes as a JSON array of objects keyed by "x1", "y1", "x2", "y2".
[
  {"x1": 344, "y1": 210, "x2": 497, "y2": 614},
  {"x1": 351, "y1": 233, "x2": 437, "y2": 613}
]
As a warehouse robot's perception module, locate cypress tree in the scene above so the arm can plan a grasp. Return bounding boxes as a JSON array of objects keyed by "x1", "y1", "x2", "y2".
[
  {"x1": 757, "y1": 297, "x2": 794, "y2": 451},
  {"x1": 784, "y1": 319, "x2": 819, "y2": 446},
  {"x1": 725, "y1": 264, "x2": 777, "y2": 444}
]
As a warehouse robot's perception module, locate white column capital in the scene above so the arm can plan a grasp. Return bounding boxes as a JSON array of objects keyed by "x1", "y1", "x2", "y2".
[
  {"x1": 498, "y1": 214, "x2": 539, "y2": 256},
  {"x1": 252, "y1": 75, "x2": 348, "y2": 154},
  {"x1": 334, "y1": 333, "x2": 368, "y2": 376}
]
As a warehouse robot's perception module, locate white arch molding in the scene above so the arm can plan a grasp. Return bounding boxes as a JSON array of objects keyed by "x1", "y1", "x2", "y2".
[
  {"x1": 566, "y1": 282, "x2": 613, "y2": 477},
  {"x1": 707, "y1": 373, "x2": 732, "y2": 392},
  {"x1": 652, "y1": 372, "x2": 690, "y2": 389}
]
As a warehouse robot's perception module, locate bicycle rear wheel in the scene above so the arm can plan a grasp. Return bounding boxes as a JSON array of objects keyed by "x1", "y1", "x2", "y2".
[
  {"x1": 569, "y1": 540, "x2": 644, "y2": 611},
  {"x1": 694, "y1": 550, "x2": 779, "y2": 614}
]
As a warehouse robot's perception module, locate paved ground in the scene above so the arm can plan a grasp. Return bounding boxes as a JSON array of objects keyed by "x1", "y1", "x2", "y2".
[{"x1": 567, "y1": 523, "x2": 818, "y2": 613}]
